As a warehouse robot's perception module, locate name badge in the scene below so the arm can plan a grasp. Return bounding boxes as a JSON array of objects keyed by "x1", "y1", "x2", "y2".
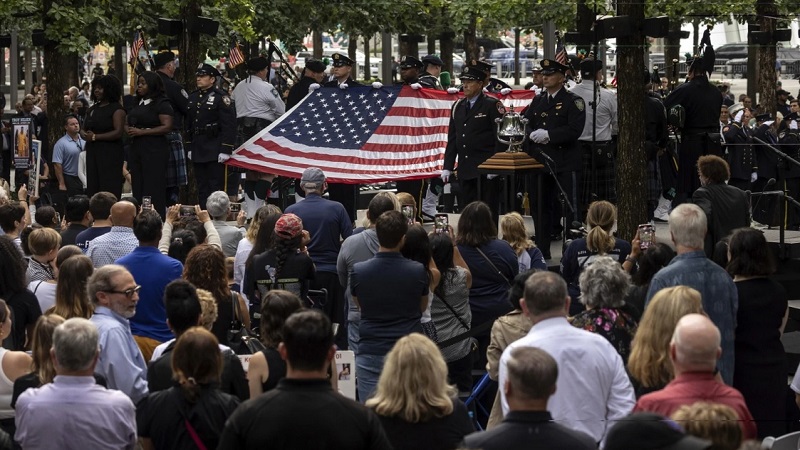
[{"x1": 475, "y1": 113, "x2": 487, "y2": 118}]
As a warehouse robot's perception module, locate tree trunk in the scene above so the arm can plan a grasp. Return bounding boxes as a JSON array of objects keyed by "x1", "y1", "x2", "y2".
[
  {"x1": 427, "y1": 35, "x2": 436, "y2": 55},
  {"x1": 576, "y1": 0, "x2": 594, "y2": 55},
  {"x1": 312, "y1": 31, "x2": 323, "y2": 59},
  {"x1": 664, "y1": 21, "x2": 682, "y2": 91},
  {"x1": 43, "y1": 48, "x2": 75, "y2": 164},
  {"x1": 363, "y1": 37, "x2": 370, "y2": 80},
  {"x1": 440, "y1": 32, "x2": 455, "y2": 75},
  {"x1": 178, "y1": 1, "x2": 203, "y2": 205},
  {"x1": 692, "y1": 21, "x2": 700, "y2": 56},
  {"x1": 756, "y1": 0, "x2": 777, "y2": 115},
  {"x1": 514, "y1": 29, "x2": 520, "y2": 85},
  {"x1": 464, "y1": 16, "x2": 478, "y2": 62},
  {"x1": 615, "y1": 0, "x2": 648, "y2": 239}
]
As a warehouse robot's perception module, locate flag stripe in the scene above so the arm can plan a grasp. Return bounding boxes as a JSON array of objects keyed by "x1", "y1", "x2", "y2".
[{"x1": 228, "y1": 85, "x2": 535, "y2": 183}]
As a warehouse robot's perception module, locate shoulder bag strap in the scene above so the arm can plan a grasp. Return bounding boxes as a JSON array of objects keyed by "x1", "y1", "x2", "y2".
[
  {"x1": 230, "y1": 292, "x2": 240, "y2": 323},
  {"x1": 170, "y1": 389, "x2": 208, "y2": 450},
  {"x1": 32, "y1": 280, "x2": 45, "y2": 294},
  {"x1": 475, "y1": 247, "x2": 511, "y2": 288},
  {"x1": 437, "y1": 290, "x2": 470, "y2": 332}
]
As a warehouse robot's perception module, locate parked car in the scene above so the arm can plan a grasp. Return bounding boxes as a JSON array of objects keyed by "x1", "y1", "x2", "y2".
[
  {"x1": 714, "y1": 42, "x2": 749, "y2": 66},
  {"x1": 649, "y1": 53, "x2": 688, "y2": 77},
  {"x1": 295, "y1": 49, "x2": 382, "y2": 78},
  {"x1": 483, "y1": 48, "x2": 539, "y2": 77},
  {"x1": 724, "y1": 48, "x2": 800, "y2": 78}
]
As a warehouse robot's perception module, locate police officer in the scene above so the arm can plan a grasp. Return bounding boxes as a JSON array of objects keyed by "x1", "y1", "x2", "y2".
[
  {"x1": 470, "y1": 59, "x2": 511, "y2": 93},
  {"x1": 396, "y1": 55, "x2": 429, "y2": 220},
  {"x1": 286, "y1": 59, "x2": 327, "y2": 109},
  {"x1": 186, "y1": 63, "x2": 237, "y2": 209},
  {"x1": 153, "y1": 51, "x2": 189, "y2": 206},
  {"x1": 644, "y1": 68, "x2": 669, "y2": 221},
  {"x1": 398, "y1": 55, "x2": 424, "y2": 86},
  {"x1": 324, "y1": 53, "x2": 362, "y2": 88},
  {"x1": 441, "y1": 66, "x2": 506, "y2": 212},
  {"x1": 663, "y1": 27, "x2": 722, "y2": 204},
  {"x1": 232, "y1": 56, "x2": 286, "y2": 214},
  {"x1": 419, "y1": 55, "x2": 444, "y2": 90},
  {"x1": 779, "y1": 112, "x2": 800, "y2": 229},
  {"x1": 722, "y1": 102, "x2": 756, "y2": 192},
  {"x1": 523, "y1": 59, "x2": 586, "y2": 259},
  {"x1": 569, "y1": 56, "x2": 618, "y2": 207}
]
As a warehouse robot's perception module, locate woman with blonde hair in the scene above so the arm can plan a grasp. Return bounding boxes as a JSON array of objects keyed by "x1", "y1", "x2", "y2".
[
  {"x1": 561, "y1": 200, "x2": 631, "y2": 315},
  {"x1": 500, "y1": 212, "x2": 547, "y2": 272},
  {"x1": 627, "y1": 286, "x2": 704, "y2": 397},
  {"x1": 11, "y1": 315, "x2": 65, "y2": 408},
  {"x1": 366, "y1": 333, "x2": 473, "y2": 450},
  {"x1": 671, "y1": 402, "x2": 742, "y2": 450},
  {"x1": 48, "y1": 255, "x2": 94, "y2": 319}
]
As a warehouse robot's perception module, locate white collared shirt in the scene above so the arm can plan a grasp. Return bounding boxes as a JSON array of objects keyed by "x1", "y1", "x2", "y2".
[{"x1": 570, "y1": 81, "x2": 618, "y2": 142}]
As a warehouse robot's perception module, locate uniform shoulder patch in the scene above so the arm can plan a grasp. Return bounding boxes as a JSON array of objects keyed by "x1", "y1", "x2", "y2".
[
  {"x1": 496, "y1": 102, "x2": 506, "y2": 115},
  {"x1": 574, "y1": 98, "x2": 585, "y2": 111},
  {"x1": 222, "y1": 96, "x2": 231, "y2": 107},
  {"x1": 779, "y1": 131, "x2": 786, "y2": 139},
  {"x1": 722, "y1": 126, "x2": 730, "y2": 132},
  {"x1": 181, "y1": 89, "x2": 188, "y2": 99}
]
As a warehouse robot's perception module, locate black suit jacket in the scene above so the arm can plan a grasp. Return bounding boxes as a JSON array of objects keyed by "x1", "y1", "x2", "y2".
[
  {"x1": 523, "y1": 88, "x2": 586, "y2": 172},
  {"x1": 443, "y1": 93, "x2": 506, "y2": 180},
  {"x1": 461, "y1": 411, "x2": 596, "y2": 450},
  {"x1": 693, "y1": 182, "x2": 750, "y2": 257}
]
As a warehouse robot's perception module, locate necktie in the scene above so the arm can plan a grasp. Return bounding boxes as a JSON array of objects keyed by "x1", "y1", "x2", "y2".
[{"x1": 466, "y1": 101, "x2": 471, "y2": 112}]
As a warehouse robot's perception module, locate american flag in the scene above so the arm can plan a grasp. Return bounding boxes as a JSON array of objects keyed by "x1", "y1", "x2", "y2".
[
  {"x1": 555, "y1": 31, "x2": 568, "y2": 66},
  {"x1": 130, "y1": 31, "x2": 144, "y2": 60},
  {"x1": 227, "y1": 85, "x2": 535, "y2": 183},
  {"x1": 229, "y1": 41, "x2": 245, "y2": 68}
]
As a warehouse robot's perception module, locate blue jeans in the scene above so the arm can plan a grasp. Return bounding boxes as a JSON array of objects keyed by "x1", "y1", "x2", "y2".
[
  {"x1": 355, "y1": 353, "x2": 384, "y2": 403},
  {"x1": 347, "y1": 320, "x2": 359, "y2": 355}
]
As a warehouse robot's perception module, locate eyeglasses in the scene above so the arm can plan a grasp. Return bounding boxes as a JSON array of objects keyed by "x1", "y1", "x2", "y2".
[{"x1": 103, "y1": 285, "x2": 141, "y2": 298}]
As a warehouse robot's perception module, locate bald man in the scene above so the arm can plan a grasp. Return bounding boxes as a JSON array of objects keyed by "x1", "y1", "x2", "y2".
[
  {"x1": 87, "y1": 201, "x2": 141, "y2": 267},
  {"x1": 634, "y1": 314, "x2": 756, "y2": 439}
]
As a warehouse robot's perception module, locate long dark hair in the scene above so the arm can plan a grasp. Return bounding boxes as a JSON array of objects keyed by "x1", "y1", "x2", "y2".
[
  {"x1": 245, "y1": 212, "x2": 281, "y2": 271},
  {"x1": 270, "y1": 233, "x2": 302, "y2": 279},
  {"x1": 632, "y1": 243, "x2": 676, "y2": 286},
  {"x1": 430, "y1": 233, "x2": 456, "y2": 301},
  {"x1": 401, "y1": 225, "x2": 433, "y2": 285},
  {"x1": 0, "y1": 236, "x2": 27, "y2": 296},
  {"x1": 183, "y1": 245, "x2": 230, "y2": 304},
  {"x1": 259, "y1": 290, "x2": 304, "y2": 348},
  {"x1": 456, "y1": 201, "x2": 496, "y2": 247},
  {"x1": 136, "y1": 71, "x2": 165, "y2": 100}
]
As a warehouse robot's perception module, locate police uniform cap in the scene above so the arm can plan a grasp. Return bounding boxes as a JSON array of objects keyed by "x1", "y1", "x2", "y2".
[
  {"x1": 786, "y1": 111, "x2": 799, "y2": 121},
  {"x1": 540, "y1": 59, "x2": 569, "y2": 75},
  {"x1": 421, "y1": 55, "x2": 444, "y2": 67},
  {"x1": 755, "y1": 113, "x2": 771, "y2": 122},
  {"x1": 305, "y1": 59, "x2": 326, "y2": 73},
  {"x1": 331, "y1": 53, "x2": 355, "y2": 67},
  {"x1": 470, "y1": 60, "x2": 493, "y2": 73},
  {"x1": 196, "y1": 63, "x2": 221, "y2": 77},
  {"x1": 778, "y1": 89, "x2": 791, "y2": 97},
  {"x1": 728, "y1": 102, "x2": 745, "y2": 118},
  {"x1": 399, "y1": 55, "x2": 423, "y2": 70},
  {"x1": 153, "y1": 51, "x2": 175, "y2": 69},
  {"x1": 246, "y1": 56, "x2": 269, "y2": 72},
  {"x1": 458, "y1": 66, "x2": 487, "y2": 82},
  {"x1": 580, "y1": 58, "x2": 603, "y2": 78}
]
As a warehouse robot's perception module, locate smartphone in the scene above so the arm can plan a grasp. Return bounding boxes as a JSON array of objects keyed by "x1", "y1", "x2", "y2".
[
  {"x1": 434, "y1": 214, "x2": 449, "y2": 234},
  {"x1": 638, "y1": 224, "x2": 655, "y2": 250},
  {"x1": 55, "y1": 212, "x2": 61, "y2": 225},
  {"x1": 227, "y1": 202, "x2": 242, "y2": 221},
  {"x1": 180, "y1": 205, "x2": 197, "y2": 218},
  {"x1": 401, "y1": 205, "x2": 415, "y2": 225},
  {"x1": 142, "y1": 196, "x2": 152, "y2": 210}
]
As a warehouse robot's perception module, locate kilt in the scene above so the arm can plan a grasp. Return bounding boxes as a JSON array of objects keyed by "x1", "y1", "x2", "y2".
[
  {"x1": 166, "y1": 131, "x2": 187, "y2": 188},
  {"x1": 580, "y1": 141, "x2": 616, "y2": 208}
]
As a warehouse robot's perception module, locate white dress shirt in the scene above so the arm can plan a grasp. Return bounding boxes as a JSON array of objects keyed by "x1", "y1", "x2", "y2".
[
  {"x1": 499, "y1": 316, "x2": 635, "y2": 443},
  {"x1": 569, "y1": 81, "x2": 618, "y2": 142},
  {"x1": 232, "y1": 75, "x2": 286, "y2": 122}
]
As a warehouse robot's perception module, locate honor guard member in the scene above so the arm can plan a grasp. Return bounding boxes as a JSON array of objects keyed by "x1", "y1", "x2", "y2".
[
  {"x1": 321, "y1": 53, "x2": 361, "y2": 223},
  {"x1": 441, "y1": 66, "x2": 506, "y2": 214},
  {"x1": 286, "y1": 58, "x2": 327, "y2": 109},
  {"x1": 752, "y1": 113, "x2": 781, "y2": 225},
  {"x1": 644, "y1": 68, "x2": 669, "y2": 220},
  {"x1": 569, "y1": 56, "x2": 618, "y2": 206},
  {"x1": 471, "y1": 59, "x2": 511, "y2": 93},
  {"x1": 419, "y1": 55, "x2": 444, "y2": 90},
  {"x1": 722, "y1": 102, "x2": 756, "y2": 192},
  {"x1": 779, "y1": 112, "x2": 800, "y2": 229},
  {"x1": 153, "y1": 51, "x2": 190, "y2": 206},
  {"x1": 232, "y1": 56, "x2": 286, "y2": 213},
  {"x1": 186, "y1": 63, "x2": 237, "y2": 209},
  {"x1": 523, "y1": 59, "x2": 586, "y2": 260},
  {"x1": 396, "y1": 55, "x2": 428, "y2": 221},
  {"x1": 399, "y1": 55, "x2": 424, "y2": 85},
  {"x1": 663, "y1": 27, "x2": 722, "y2": 204}
]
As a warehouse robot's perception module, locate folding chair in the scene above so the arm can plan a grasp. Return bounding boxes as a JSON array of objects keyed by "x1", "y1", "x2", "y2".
[
  {"x1": 462, "y1": 372, "x2": 495, "y2": 431},
  {"x1": 763, "y1": 431, "x2": 800, "y2": 450}
]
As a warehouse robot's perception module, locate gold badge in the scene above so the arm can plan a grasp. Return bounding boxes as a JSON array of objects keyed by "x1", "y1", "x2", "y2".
[{"x1": 543, "y1": 60, "x2": 550, "y2": 67}]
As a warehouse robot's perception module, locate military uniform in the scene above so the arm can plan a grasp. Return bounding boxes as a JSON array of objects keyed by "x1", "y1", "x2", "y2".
[
  {"x1": 418, "y1": 55, "x2": 444, "y2": 90},
  {"x1": 752, "y1": 120, "x2": 781, "y2": 225},
  {"x1": 722, "y1": 117, "x2": 755, "y2": 192},
  {"x1": 154, "y1": 52, "x2": 190, "y2": 205},
  {"x1": 523, "y1": 59, "x2": 586, "y2": 258},
  {"x1": 443, "y1": 66, "x2": 506, "y2": 210},
  {"x1": 645, "y1": 90, "x2": 669, "y2": 218},
  {"x1": 286, "y1": 58, "x2": 326, "y2": 109},
  {"x1": 186, "y1": 64, "x2": 237, "y2": 209},
  {"x1": 779, "y1": 116, "x2": 800, "y2": 229}
]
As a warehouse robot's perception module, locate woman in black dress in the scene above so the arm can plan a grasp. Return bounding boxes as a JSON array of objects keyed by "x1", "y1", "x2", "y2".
[
  {"x1": 728, "y1": 227, "x2": 789, "y2": 439},
  {"x1": 126, "y1": 72, "x2": 173, "y2": 217},
  {"x1": 83, "y1": 75, "x2": 125, "y2": 199}
]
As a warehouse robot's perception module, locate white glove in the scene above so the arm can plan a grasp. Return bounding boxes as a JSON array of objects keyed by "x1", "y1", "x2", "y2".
[
  {"x1": 309, "y1": 83, "x2": 321, "y2": 93},
  {"x1": 440, "y1": 169, "x2": 451, "y2": 183},
  {"x1": 482, "y1": 87, "x2": 488, "y2": 92},
  {"x1": 500, "y1": 88, "x2": 512, "y2": 95},
  {"x1": 530, "y1": 84, "x2": 539, "y2": 91},
  {"x1": 486, "y1": 174, "x2": 499, "y2": 180},
  {"x1": 447, "y1": 87, "x2": 459, "y2": 94},
  {"x1": 734, "y1": 111, "x2": 744, "y2": 122},
  {"x1": 410, "y1": 83, "x2": 422, "y2": 90},
  {"x1": 371, "y1": 82, "x2": 383, "y2": 89},
  {"x1": 339, "y1": 83, "x2": 349, "y2": 90},
  {"x1": 529, "y1": 129, "x2": 549, "y2": 144},
  {"x1": 791, "y1": 120, "x2": 799, "y2": 130},
  {"x1": 187, "y1": 151, "x2": 192, "y2": 160},
  {"x1": 218, "y1": 153, "x2": 231, "y2": 163},
  {"x1": 751, "y1": 172, "x2": 758, "y2": 183}
]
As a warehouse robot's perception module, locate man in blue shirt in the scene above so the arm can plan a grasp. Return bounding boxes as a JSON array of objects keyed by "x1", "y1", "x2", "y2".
[
  {"x1": 88, "y1": 264, "x2": 149, "y2": 404},
  {"x1": 116, "y1": 209, "x2": 183, "y2": 362},
  {"x1": 52, "y1": 114, "x2": 85, "y2": 199},
  {"x1": 286, "y1": 167, "x2": 353, "y2": 347},
  {"x1": 86, "y1": 200, "x2": 139, "y2": 267},
  {"x1": 646, "y1": 203, "x2": 738, "y2": 385},
  {"x1": 351, "y1": 210, "x2": 428, "y2": 401}
]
